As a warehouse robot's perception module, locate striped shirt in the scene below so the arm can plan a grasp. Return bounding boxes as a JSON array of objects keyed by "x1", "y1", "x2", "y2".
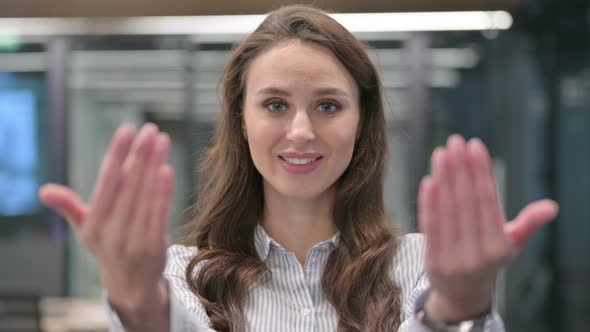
[{"x1": 108, "y1": 225, "x2": 505, "y2": 331}]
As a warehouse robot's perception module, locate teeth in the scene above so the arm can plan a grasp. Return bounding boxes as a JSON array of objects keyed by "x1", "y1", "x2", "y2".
[{"x1": 283, "y1": 157, "x2": 318, "y2": 165}]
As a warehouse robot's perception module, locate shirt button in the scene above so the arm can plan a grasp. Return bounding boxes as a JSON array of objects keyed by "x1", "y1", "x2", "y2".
[{"x1": 301, "y1": 308, "x2": 312, "y2": 316}]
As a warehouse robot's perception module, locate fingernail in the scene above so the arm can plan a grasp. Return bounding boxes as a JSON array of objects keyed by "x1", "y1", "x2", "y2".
[
  {"x1": 435, "y1": 149, "x2": 445, "y2": 169},
  {"x1": 546, "y1": 199, "x2": 560, "y2": 214},
  {"x1": 117, "y1": 124, "x2": 134, "y2": 141},
  {"x1": 448, "y1": 134, "x2": 462, "y2": 145},
  {"x1": 144, "y1": 122, "x2": 158, "y2": 132},
  {"x1": 121, "y1": 129, "x2": 135, "y2": 145},
  {"x1": 432, "y1": 147, "x2": 442, "y2": 162},
  {"x1": 155, "y1": 135, "x2": 169, "y2": 153}
]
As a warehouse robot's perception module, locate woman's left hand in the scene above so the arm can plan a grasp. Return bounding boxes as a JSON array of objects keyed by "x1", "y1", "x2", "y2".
[{"x1": 417, "y1": 134, "x2": 559, "y2": 323}]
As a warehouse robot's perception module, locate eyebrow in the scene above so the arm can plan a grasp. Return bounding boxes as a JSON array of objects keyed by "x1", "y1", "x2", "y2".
[{"x1": 256, "y1": 87, "x2": 351, "y2": 98}]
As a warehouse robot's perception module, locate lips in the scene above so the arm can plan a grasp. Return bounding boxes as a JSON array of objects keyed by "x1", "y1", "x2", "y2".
[{"x1": 278, "y1": 152, "x2": 323, "y2": 174}]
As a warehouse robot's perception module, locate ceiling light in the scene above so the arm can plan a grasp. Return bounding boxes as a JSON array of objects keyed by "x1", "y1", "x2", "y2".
[{"x1": 0, "y1": 11, "x2": 512, "y2": 36}]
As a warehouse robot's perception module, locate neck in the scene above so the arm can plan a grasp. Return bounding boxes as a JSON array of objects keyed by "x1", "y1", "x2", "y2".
[{"x1": 260, "y1": 182, "x2": 338, "y2": 266}]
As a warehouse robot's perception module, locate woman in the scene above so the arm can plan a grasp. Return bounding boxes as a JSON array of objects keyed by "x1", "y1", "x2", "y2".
[{"x1": 39, "y1": 5, "x2": 559, "y2": 332}]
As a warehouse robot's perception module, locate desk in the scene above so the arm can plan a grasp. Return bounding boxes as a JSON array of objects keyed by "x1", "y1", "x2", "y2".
[{"x1": 40, "y1": 297, "x2": 109, "y2": 332}]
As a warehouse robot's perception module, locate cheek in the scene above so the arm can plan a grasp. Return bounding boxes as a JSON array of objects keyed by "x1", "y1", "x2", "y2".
[
  {"x1": 333, "y1": 131, "x2": 357, "y2": 167},
  {"x1": 317, "y1": 117, "x2": 359, "y2": 178},
  {"x1": 244, "y1": 117, "x2": 280, "y2": 166},
  {"x1": 334, "y1": 115, "x2": 360, "y2": 158}
]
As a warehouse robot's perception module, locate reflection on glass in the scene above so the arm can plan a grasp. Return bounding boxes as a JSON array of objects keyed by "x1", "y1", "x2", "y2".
[{"x1": 0, "y1": 89, "x2": 39, "y2": 216}]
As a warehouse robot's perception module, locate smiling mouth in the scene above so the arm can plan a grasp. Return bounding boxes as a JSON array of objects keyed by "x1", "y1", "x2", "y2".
[{"x1": 279, "y1": 156, "x2": 323, "y2": 165}]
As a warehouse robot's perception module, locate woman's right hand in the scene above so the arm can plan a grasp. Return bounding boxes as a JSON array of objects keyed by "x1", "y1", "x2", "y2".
[{"x1": 38, "y1": 123, "x2": 175, "y2": 320}]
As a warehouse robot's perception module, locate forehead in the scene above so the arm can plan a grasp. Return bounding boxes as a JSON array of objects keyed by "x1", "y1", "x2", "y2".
[{"x1": 245, "y1": 39, "x2": 358, "y2": 96}]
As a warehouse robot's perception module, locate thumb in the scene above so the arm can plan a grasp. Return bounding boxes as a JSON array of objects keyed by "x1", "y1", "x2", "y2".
[
  {"x1": 39, "y1": 183, "x2": 88, "y2": 228},
  {"x1": 504, "y1": 199, "x2": 559, "y2": 251}
]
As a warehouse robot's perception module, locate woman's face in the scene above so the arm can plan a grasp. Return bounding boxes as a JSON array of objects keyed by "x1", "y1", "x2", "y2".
[{"x1": 242, "y1": 39, "x2": 360, "y2": 199}]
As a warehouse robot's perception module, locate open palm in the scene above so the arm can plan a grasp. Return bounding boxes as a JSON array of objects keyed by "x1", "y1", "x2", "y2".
[
  {"x1": 418, "y1": 135, "x2": 559, "y2": 321},
  {"x1": 38, "y1": 123, "x2": 175, "y2": 314}
]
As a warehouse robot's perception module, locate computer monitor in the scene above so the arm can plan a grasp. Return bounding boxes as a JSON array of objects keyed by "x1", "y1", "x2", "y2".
[{"x1": 0, "y1": 89, "x2": 41, "y2": 216}]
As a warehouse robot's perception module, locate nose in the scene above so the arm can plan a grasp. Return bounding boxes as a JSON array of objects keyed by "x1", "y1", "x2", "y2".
[{"x1": 286, "y1": 110, "x2": 316, "y2": 147}]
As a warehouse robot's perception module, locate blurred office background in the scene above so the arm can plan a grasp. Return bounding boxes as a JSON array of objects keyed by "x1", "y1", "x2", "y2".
[{"x1": 0, "y1": 0, "x2": 588, "y2": 331}]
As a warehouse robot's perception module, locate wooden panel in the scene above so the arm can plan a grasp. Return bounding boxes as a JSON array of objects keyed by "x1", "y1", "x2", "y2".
[{"x1": 1, "y1": 0, "x2": 527, "y2": 18}]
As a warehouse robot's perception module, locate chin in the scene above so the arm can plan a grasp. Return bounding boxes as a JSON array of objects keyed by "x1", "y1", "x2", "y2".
[{"x1": 272, "y1": 180, "x2": 331, "y2": 200}]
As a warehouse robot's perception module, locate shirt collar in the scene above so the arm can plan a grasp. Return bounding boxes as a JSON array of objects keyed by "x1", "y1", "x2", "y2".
[
  {"x1": 254, "y1": 224, "x2": 340, "y2": 261},
  {"x1": 254, "y1": 224, "x2": 273, "y2": 261}
]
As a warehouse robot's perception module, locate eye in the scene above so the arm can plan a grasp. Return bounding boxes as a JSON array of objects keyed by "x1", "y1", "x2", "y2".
[
  {"x1": 317, "y1": 102, "x2": 339, "y2": 113},
  {"x1": 265, "y1": 101, "x2": 287, "y2": 113}
]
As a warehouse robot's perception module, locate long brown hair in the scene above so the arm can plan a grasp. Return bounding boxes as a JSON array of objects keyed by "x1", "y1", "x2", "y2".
[{"x1": 180, "y1": 5, "x2": 402, "y2": 331}]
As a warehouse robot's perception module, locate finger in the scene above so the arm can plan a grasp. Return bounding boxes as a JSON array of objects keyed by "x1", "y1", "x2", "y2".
[
  {"x1": 418, "y1": 176, "x2": 442, "y2": 268},
  {"x1": 150, "y1": 164, "x2": 175, "y2": 249},
  {"x1": 417, "y1": 176, "x2": 430, "y2": 233},
  {"x1": 431, "y1": 147, "x2": 445, "y2": 178},
  {"x1": 505, "y1": 199, "x2": 559, "y2": 250},
  {"x1": 107, "y1": 123, "x2": 159, "y2": 239},
  {"x1": 447, "y1": 135, "x2": 479, "y2": 265},
  {"x1": 87, "y1": 123, "x2": 136, "y2": 227},
  {"x1": 430, "y1": 148, "x2": 458, "y2": 258},
  {"x1": 39, "y1": 183, "x2": 88, "y2": 228},
  {"x1": 467, "y1": 138, "x2": 512, "y2": 269},
  {"x1": 129, "y1": 133, "x2": 171, "y2": 249},
  {"x1": 468, "y1": 139, "x2": 505, "y2": 233}
]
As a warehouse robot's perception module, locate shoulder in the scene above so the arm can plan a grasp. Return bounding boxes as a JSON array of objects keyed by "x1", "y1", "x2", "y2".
[
  {"x1": 391, "y1": 233, "x2": 426, "y2": 297},
  {"x1": 396, "y1": 232, "x2": 425, "y2": 263},
  {"x1": 162, "y1": 245, "x2": 214, "y2": 327},
  {"x1": 164, "y1": 244, "x2": 199, "y2": 278},
  {"x1": 168, "y1": 243, "x2": 199, "y2": 258}
]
